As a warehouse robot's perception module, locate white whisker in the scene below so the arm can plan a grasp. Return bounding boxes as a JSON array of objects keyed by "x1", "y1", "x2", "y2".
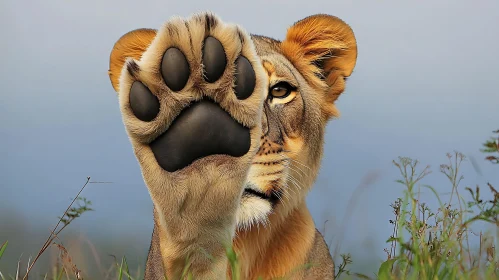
[
  {"x1": 287, "y1": 174, "x2": 304, "y2": 191},
  {"x1": 287, "y1": 164, "x2": 306, "y2": 180},
  {"x1": 285, "y1": 155, "x2": 312, "y2": 171}
]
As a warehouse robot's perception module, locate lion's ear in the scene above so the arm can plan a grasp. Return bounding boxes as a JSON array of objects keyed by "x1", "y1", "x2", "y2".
[
  {"x1": 281, "y1": 14, "x2": 357, "y2": 104},
  {"x1": 108, "y1": 28, "x2": 157, "y2": 92}
]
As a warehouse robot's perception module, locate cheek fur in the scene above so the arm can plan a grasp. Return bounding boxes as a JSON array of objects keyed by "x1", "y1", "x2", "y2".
[{"x1": 275, "y1": 94, "x2": 304, "y2": 138}]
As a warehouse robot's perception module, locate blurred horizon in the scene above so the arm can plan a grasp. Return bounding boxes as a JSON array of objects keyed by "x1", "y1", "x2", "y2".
[{"x1": 1, "y1": 0, "x2": 498, "y2": 278}]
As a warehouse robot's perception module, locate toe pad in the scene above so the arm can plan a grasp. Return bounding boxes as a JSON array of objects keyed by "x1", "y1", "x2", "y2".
[{"x1": 161, "y1": 48, "x2": 190, "y2": 92}]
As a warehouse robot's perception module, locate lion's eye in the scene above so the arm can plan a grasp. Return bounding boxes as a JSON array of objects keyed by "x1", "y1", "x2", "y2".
[{"x1": 270, "y1": 82, "x2": 294, "y2": 99}]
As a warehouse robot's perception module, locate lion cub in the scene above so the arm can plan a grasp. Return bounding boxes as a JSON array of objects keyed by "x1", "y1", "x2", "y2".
[{"x1": 108, "y1": 12, "x2": 357, "y2": 280}]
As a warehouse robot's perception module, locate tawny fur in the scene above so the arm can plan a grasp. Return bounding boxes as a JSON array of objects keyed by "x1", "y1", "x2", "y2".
[{"x1": 108, "y1": 12, "x2": 357, "y2": 280}]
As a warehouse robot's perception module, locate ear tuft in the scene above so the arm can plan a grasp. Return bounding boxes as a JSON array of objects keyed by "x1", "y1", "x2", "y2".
[
  {"x1": 281, "y1": 14, "x2": 357, "y2": 105},
  {"x1": 108, "y1": 28, "x2": 157, "y2": 92}
]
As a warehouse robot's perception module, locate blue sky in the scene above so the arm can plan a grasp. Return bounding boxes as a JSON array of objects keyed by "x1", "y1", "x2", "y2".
[{"x1": 1, "y1": 0, "x2": 498, "y2": 274}]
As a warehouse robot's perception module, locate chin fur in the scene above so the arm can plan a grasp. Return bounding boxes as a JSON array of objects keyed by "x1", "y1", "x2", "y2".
[{"x1": 236, "y1": 195, "x2": 272, "y2": 231}]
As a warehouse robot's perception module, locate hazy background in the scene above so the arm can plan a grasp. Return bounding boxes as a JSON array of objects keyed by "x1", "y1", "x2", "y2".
[{"x1": 1, "y1": 0, "x2": 498, "y2": 278}]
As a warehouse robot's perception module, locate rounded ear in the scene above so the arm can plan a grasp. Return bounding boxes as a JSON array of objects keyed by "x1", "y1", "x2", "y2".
[
  {"x1": 108, "y1": 28, "x2": 157, "y2": 92},
  {"x1": 281, "y1": 14, "x2": 357, "y2": 105}
]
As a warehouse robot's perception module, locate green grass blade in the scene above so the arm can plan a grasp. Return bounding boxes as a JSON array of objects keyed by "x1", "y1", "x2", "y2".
[
  {"x1": 0, "y1": 241, "x2": 7, "y2": 261},
  {"x1": 123, "y1": 256, "x2": 130, "y2": 280},
  {"x1": 56, "y1": 268, "x2": 64, "y2": 280},
  {"x1": 120, "y1": 256, "x2": 136, "y2": 280},
  {"x1": 117, "y1": 256, "x2": 125, "y2": 280},
  {"x1": 226, "y1": 246, "x2": 240, "y2": 280},
  {"x1": 422, "y1": 184, "x2": 445, "y2": 210}
]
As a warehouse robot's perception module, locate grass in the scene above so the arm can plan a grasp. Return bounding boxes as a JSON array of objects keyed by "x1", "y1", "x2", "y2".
[
  {"x1": 335, "y1": 130, "x2": 499, "y2": 280},
  {"x1": 0, "y1": 130, "x2": 497, "y2": 279},
  {"x1": 375, "y1": 153, "x2": 498, "y2": 280}
]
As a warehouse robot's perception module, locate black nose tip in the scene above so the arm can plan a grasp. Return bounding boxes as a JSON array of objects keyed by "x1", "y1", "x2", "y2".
[{"x1": 150, "y1": 100, "x2": 251, "y2": 172}]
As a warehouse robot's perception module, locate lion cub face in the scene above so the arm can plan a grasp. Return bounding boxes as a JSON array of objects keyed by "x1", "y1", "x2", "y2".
[{"x1": 236, "y1": 15, "x2": 357, "y2": 229}]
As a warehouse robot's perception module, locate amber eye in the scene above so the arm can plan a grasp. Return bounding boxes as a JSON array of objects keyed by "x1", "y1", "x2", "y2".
[{"x1": 270, "y1": 82, "x2": 294, "y2": 99}]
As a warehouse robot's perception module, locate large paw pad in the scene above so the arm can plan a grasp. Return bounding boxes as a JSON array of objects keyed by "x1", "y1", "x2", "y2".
[{"x1": 150, "y1": 100, "x2": 251, "y2": 172}]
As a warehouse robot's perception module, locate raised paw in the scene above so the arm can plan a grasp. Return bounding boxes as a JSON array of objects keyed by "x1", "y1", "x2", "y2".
[
  {"x1": 110, "y1": 13, "x2": 266, "y2": 276},
  {"x1": 118, "y1": 14, "x2": 265, "y2": 176}
]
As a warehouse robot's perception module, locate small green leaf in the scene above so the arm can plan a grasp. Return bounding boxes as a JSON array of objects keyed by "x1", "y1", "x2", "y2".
[
  {"x1": 378, "y1": 259, "x2": 397, "y2": 280},
  {"x1": 352, "y1": 272, "x2": 371, "y2": 279}
]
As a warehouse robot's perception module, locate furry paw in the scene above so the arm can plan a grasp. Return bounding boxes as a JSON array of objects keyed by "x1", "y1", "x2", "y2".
[{"x1": 116, "y1": 13, "x2": 266, "y2": 253}]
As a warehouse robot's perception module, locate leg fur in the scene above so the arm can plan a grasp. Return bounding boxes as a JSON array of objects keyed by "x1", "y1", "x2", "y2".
[{"x1": 304, "y1": 230, "x2": 335, "y2": 279}]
